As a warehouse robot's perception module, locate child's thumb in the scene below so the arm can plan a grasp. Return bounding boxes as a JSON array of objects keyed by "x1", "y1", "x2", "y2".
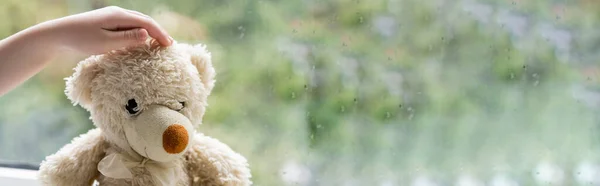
[{"x1": 107, "y1": 28, "x2": 148, "y2": 48}]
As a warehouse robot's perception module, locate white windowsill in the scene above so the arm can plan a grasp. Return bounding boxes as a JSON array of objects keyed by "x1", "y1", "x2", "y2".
[{"x1": 0, "y1": 167, "x2": 39, "y2": 186}]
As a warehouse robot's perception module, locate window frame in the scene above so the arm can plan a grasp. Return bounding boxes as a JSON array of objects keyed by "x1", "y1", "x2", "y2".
[{"x1": 0, "y1": 167, "x2": 39, "y2": 186}]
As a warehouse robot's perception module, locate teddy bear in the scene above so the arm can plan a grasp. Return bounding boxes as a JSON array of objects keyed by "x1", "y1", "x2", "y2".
[{"x1": 38, "y1": 40, "x2": 252, "y2": 186}]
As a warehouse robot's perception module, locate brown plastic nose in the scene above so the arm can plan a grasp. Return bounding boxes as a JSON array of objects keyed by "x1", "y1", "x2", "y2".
[{"x1": 162, "y1": 124, "x2": 189, "y2": 154}]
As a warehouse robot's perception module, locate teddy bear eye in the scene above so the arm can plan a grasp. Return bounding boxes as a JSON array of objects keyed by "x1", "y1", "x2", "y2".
[
  {"x1": 125, "y1": 99, "x2": 140, "y2": 115},
  {"x1": 177, "y1": 101, "x2": 186, "y2": 111}
]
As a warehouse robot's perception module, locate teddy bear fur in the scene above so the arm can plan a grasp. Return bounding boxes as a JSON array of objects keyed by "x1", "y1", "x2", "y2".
[{"x1": 38, "y1": 40, "x2": 252, "y2": 186}]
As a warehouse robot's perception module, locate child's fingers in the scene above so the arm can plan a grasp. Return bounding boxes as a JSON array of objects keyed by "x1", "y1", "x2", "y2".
[
  {"x1": 125, "y1": 9, "x2": 152, "y2": 19},
  {"x1": 103, "y1": 28, "x2": 148, "y2": 49},
  {"x1": 109, "y1": 14, "x2": 171, "y2": 46}
]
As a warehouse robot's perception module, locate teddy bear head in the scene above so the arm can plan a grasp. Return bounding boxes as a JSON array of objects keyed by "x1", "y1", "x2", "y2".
[{"x1": 65, "y1": 40, "x2": 215, "y2": 162}]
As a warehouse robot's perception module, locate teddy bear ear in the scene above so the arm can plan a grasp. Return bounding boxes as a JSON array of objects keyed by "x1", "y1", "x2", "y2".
[
  {"x1": 64, "y1": 56, "x2": 103, "y2": 110},
  {"x1": 187, "y1": 44, "x2": 216, "y2": 94}
]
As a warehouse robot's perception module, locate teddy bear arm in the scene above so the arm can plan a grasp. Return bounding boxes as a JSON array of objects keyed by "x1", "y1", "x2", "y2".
[
  {"x1": 185, "y1": 133, "x2": 252, "y2": 186},
  {"x1": 38, "y1": 128, "x2": 107, "y2": 186}
]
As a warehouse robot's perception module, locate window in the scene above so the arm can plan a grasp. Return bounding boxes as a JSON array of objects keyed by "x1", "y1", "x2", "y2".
[{"x1": 0, "y1": 0, "x2": 599, "y2": 185}]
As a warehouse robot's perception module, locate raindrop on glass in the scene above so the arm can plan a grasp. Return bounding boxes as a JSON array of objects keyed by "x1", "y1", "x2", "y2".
[
  {"x1": 237, "y1": 26, "x2": 245, "y2": 39},
  {"x1": 291, "y1": 92, "x2": 296, "y2": 99}
]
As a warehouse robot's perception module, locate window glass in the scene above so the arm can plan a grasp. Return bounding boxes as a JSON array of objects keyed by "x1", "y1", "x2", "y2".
[{"x1": 1, "y1": 0, "x2": 599, "y2": 185}]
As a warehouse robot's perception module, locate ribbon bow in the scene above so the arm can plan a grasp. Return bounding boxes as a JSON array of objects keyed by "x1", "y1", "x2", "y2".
[{"x1": 97, "y1": 153, "x2": 177, "y2": 186}]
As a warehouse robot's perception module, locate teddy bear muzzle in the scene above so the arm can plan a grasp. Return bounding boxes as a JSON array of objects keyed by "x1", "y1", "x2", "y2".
[{"x1": 124, "y1": 104, "x2": 194, "y2": 162}]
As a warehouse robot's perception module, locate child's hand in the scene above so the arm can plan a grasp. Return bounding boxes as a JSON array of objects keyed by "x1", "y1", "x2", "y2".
[
  {"x1": 49, "y1": 6, "x2": 172, "y2": 54},
  {"x1": 0, "y1": 6, "x2": 173, "y2": 96}
]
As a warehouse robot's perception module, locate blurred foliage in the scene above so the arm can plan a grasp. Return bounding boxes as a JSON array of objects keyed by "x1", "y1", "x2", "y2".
[{"x1": 1, "y1": 0, "x2": 600, "y2": 185}]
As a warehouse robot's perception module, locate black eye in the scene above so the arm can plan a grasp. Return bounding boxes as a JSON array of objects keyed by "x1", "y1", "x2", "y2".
[
  {"x1": 125, "y1": 99, "x2": 140, "y2": 115},
  {"x1": 177, "y1": 102, "x2": 186, "y2": 111}
]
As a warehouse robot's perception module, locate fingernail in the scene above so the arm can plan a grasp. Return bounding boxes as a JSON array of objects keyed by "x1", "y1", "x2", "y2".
[{"x1": 169, "y1": 36, "x2": 174, "y2": 45}]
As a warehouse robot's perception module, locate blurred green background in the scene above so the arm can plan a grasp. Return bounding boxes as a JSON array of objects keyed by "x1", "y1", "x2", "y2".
[{"x1": 1, "y1": 0, "x2": 600, "y2": 185}]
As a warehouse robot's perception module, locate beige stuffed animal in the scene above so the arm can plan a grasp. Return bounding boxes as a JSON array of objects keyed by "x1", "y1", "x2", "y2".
[{"x1": 38, "y1": 40, "x2": 252, "y2": 186}]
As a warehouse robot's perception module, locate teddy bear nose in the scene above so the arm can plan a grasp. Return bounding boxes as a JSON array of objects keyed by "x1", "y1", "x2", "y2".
[{"x1": 162, "y1": 124, "x2": 189, "y2": 154}]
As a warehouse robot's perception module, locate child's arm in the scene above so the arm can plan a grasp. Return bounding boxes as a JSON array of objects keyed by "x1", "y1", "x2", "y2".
[{"x1": 0, "y1": 6, "x2": 172, "y2": 96}]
